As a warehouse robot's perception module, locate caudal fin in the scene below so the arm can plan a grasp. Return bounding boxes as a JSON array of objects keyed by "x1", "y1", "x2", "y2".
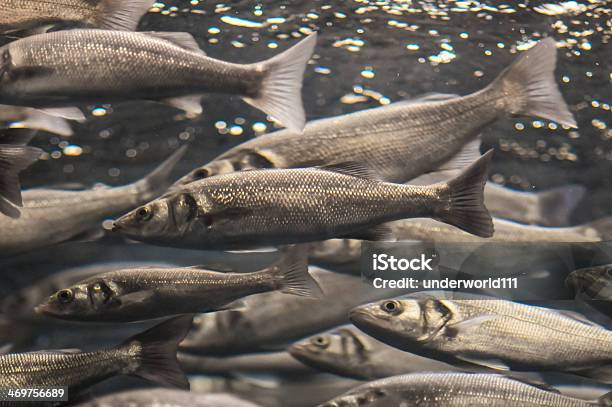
[
  {"x1": 94, "y1": 0, "x2": 153, "y2": 31},
  {"x1": 0, "y1": 144, "x2": 41, "y2": 211},
  {"x1": 243, "y1": 33, "x2": 317, "y2": 133},
  {"x1": 536, "y1": 184, "x2": 585, "y2": 226},
  {"x1": 436, "y1": 150, "x2": 494, "y2": 238},
  {"x1": 486, "y1": 38, "x2": 577, "y2": 128},
  {"x1": 133, "y1": 145, "x2": 188, "y2": 202},
  {"x1": 272, "y1": 246, "x2": 323, "y2": 298},
  {"x1": 121, "y1": 315, "x2": 193, "y2": 389}
]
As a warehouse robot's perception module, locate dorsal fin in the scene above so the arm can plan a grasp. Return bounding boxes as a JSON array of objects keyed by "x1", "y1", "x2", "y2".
[
  {"x1": 143, "y1": 32, "x2": 205, "y2": 54},
  {"x1": 317, "y1": 162, "x2": 380, "y2": 180}
]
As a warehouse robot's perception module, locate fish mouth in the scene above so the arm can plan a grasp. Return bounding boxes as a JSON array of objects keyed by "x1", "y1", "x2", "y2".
[
  {"x1": 287, "y1": 343, "x2": 309, "y2": 359},
  {"x1": 33, "y1": 304, "x2": 48, "y2": 315}
]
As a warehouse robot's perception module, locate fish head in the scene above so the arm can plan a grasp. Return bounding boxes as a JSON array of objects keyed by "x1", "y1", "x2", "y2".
[
  {"x1": 181, "y1": 311, "x2": 250, "y2": 354},
  {"x1": 173, "y1": 159, "x2": 235, "y2": 188},
  {"x1": 34, "y1": 279, "x2": 120, "y2": 321},
  {"x1": 350, "y1": 295, "x2": 454, "y2": 346},
  {"x1": 318, "y1": 386, "x2": 392, "y2": 407},
  {"x1": 289, "y1": 326, "x2": 370, "y2": 373},
  {"x1": 566, "y1": 264, "x2": 612, "y2": 297},
  {"x1": 113, "y1": 195, "x2": 178, "y2": 242}
]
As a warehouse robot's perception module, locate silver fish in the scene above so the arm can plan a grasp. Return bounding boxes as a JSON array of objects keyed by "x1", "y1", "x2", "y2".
[
  {"x1": 35, "y1": 249, "x2": 322, "y2": 322},
  {"x1": 307, "y1": 216, "x2": 611, "y2": 267},
  {"x1": 1, "y1": 262, "x2": 175, "y2": 321},
  {"x1": 0, "y1": 0, "x2": 152, "y2": 34},
  {"x1": 178, "y1": 351, "x2": 315, "y2": 376},
  {"x1": 0, "y1": 105, "x2": 73, "y2": 136},
  {"x1": 180, "y1": 267, "x2": 405, "y2": 355},
  {"x1": 390, "y1": 217, "x2": 611, "y2": 243},
  {"x1": 174, "y1": 38, "x2": 575, "y2": 187},
  {"x1": 409, "y1": 171, "x2": 585, "y2": 227},
  {"x1": 0, "y1": 129, "x2": 41, "y2": 218},
  {"x1": 190, "y1": 374, "x2": 361, "y2": 407},
  {"x1": 318, "y1": 373, "x2": 611, "y2": 407},
  {"x1": 567, "y1": 264, "x2": 612, "y2": 318},
  {"x1": 75, "y1": 390, "x2": 262, "y2": 407},
  {"x1": 0, "y1": 29, "x2": 316, "y2": 132},
  {"x1": 0, "y1": 146, "x2": 185, "y2": 258},
  {"x1": 113, "y1": 151, "x2": 494, "y2": 250},
  {"x1": 0, "y1": 315, "x2": 192, "y2": 396},
  {"x1": 289, "y1": 324, "x2": 463, "y2": 380},
  {"x1": 350, "y1": 292, "x2": 612, "y2": 378}
]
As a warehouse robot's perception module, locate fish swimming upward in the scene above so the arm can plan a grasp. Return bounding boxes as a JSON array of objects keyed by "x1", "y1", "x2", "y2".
[
  {"x1": 0, "y1": 29, "x2": 316, "y2": 132},
  {"x1": 174, "y1": 38, "x2": 575, "y2": 187},
  {"x1": 0, "y1": 129, "x2": 41, "y2": 218},
  {"x1": 113, "y1": 151, "x2": 494, "y2": 250},
  {"x1": 0, "y1": 0, "x2": 153, "y2": 34}
]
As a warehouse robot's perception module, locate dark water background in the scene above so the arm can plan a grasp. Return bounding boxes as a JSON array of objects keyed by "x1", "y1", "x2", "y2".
[{"x1": 0, "y1": 1, "x2": 610, "y2": 404}]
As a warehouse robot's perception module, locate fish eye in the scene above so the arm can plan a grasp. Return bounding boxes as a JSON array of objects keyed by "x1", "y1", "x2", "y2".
[
  {"x1": 192, "y1": 168, "x2": 210, "y2": 180},
  {"x1": 381, "y1": 300, "x2": 402, "y2": 315},
  {"x1": 136, "y1": 206, "x2": 153, "y2": 221},
  {"x1": 57, "y1": 289, "x2": 74, "y2": 304},
  {"x1": 606, "y1": 268, "x2": 612, "y2": 278},
  {"x1": 311, "y1": 335, "x2": 330, "y2": 348}
]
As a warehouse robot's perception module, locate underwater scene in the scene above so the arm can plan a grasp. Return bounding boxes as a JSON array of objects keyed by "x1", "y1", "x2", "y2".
[{"x1": 0, "y1": 0, "x2": 610, "y2": 406}]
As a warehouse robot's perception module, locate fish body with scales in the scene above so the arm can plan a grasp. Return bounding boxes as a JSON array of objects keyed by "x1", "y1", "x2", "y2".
[
  {"x1": 0, "y1": 0, "x2": 152, "y2": 34},
  {"x1": 350, "y1": 292, "x2": 612, "y2": 375},
  {"x1": 35, "y1": 249, "x2": 320, "y2": 322},
  {"x1": 0, "y1": 29, "x2": 316, "y2": 132},
  {"x1": 114, "y1": 152, "x2": 494, "y2": 250},
  {"x1": 0, "y1": 316, "x2": 192, "y2": 398},
  {"x1": 175, "y1": 38, "x2": 575, "y2": 187},
  {"x1": 319, "y1": 373, "x2": 609, "y2": 406}
]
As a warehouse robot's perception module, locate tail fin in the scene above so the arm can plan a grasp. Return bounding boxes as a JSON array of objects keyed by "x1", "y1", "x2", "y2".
[
  {"x1": 271, "y1": 246, "x2": 323, "y2": 298},
  {"x1": 436, "y1": 150, "x2": 494, "y2": 238},
  {"x1": 0, "y1": 144, "x2": 41, "y2": 209},
  {"x1": 536, "y1": 184, "x2": 585, "y2": 226},
  {"x1": 93, "y1": 0, "x2": 153, "y2": 31},
  {"x1": 121, "y1": 315, "x2": 193, "y2": 389},
  {"x1": 243, "y1": 33, "x2": 317, "y2": 134},
  {"x1": 599, "y1": 391, "x2": 612, "y2": 406},
  {"x1": 21, "y1": 109, "x2": 73, "y2": 137},
  {"x1": 486, "y1": 38, "x2": 577, "y2": 128},
  {"x1": 133, "y1": 145, "x2": 188, "y2": 202}
]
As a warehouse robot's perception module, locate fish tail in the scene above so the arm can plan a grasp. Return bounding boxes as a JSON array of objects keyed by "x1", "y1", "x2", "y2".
[
  {"x1": 243, "y1": 33, "x2": 317, "y2": 134},
  {"x1": 486, "y1": 37, "x2": 577, "y2": 128},
  {"x1": 20, "y1": 109, "x2": 73, "y2": 137},
  {"x1": 535, "y1": 184, "x2": 585, "y2": 226},
  {"x1": 271, "y1": 246, "x2": 323, "y2": 298},
  {"x1": 0, "y1": 137, "x2": 41, "y2": 216},
  {"x1": 435, "y1": 150, "x2": 494, "y2": 237},
  {"x1": 120, "y1": 315, "x2": 192, "y2": 389},
  {"x1": 93, "y1": 0, "x2": 153, "y2": 31},
  {"x1": 132, "y1": 145, "x2": 188, "y2": 202}
]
